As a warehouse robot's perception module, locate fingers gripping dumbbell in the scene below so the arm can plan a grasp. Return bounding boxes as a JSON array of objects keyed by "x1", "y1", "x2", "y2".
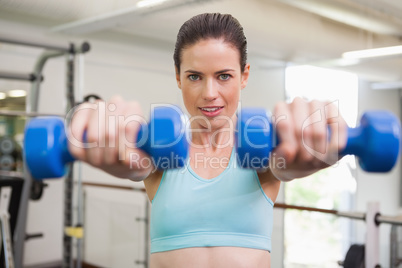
[
  {"x1": 24, "y1": 106, "x2": 189, "y2": 180},
  {"x1": 235, "y1": 108, "x2": 401, "y2": 172}
]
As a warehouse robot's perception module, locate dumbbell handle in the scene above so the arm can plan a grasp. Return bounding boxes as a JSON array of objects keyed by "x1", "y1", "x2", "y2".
[{"x1": 340, "y1": 127, "x2": 362, "y2": 156}]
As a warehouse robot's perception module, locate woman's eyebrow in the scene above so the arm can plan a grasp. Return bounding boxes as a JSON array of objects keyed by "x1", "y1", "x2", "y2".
[
  {"x1": 184, "y1": 69, "x2": 235, "y2": 75},
  {"x1": 184, "y1": 70, "x2": 203, "y2": 75},
  {"x1": 215, "y1": 69, "x2": 235, "y2": 74}
]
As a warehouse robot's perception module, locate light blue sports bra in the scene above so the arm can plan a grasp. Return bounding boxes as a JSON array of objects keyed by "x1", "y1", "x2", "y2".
[{"x1": 150, "y1": 148, "x2": 274, "y2": 253}]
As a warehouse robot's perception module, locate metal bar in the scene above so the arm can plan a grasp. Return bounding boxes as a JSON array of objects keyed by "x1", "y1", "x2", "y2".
[
  {"x1": 63, "y1": 52, "x2": 75, "y2": 268},
  {"x1": 0, "y1": 72, "x2": 36, "y2": 82},
  {"x1": 76, "y1": 162, "x2": 83, "y2": 268},
  {"x1": 337, "y1": 211, "x2": 365, "y2": 221},
  {"x1": 144, "y1": 196, "x2": 150, "y2": 268},
  {"x1": 274, "y1": 202, "x2": 366, "y2": 220},
  {"x1": 11, "y1": 165, "x2": 31, "y2": 268},
  {"x1": 74, "y1": 42, "x2": 90, "y2": 54},
  {"x1": 274, "y1": 202, "x2": 338, "y2": 215},
  {"x1": 0, "y1": 110, "x2": 64, "y2": 118},
  {"x1": 29, "y1": 50, "x2": 66, "y2": 113},
  {"x1": 63, "y1": 166, "x2": 74, "y2": 268},
  {"x1": 390, "y1": 225, "x2": 401, "y2": 268},
  {"x1": 27, "y1": 43, "x2": 90, "y2": 113},
  {"x1": 366, "y1": 202, "x2": 380, "y2": 268},
  {"x1": 1, "y1": 187, "x2": 15, "y2": 268},
  {"x1": 75, "y1": 52, "x2": 85, "y2": 268},
  {"x1": 66, "y1": 55, "x2": 75, "y2": 109},
  {"x1": 377, "y1": 215, "x2": 402, "y2": 226},
  {"x1": 82, "y1": 182, "x2": 146, "y2": 193},
  {"x1": 25, "y1": 233, "x2": 43, "y2": 240},
  {"x1": 82, "y1": 189, "x2": 87, "y2": 264},
  {"x1": 1, "y1": 214, "x2": 15, "y2": 268},
  {"x1": 275, "y1": 202, "x2": 402, "y2": 224},
  {"x1": 0, "y1": 36, "x2": 71, "y2": 52}
]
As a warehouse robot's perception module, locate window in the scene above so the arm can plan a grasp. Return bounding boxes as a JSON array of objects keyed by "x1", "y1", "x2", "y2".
[{"x1": 284, "y1": 65, "x2": 358, "y2": 267}]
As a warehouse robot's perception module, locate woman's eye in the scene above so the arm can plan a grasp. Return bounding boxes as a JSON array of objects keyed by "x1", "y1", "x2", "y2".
[
  {"x1": 219, "y1": 74, "x2": 230, "y2": 80},
  {"x1": 189, "y1": 75, "x2": 200, "y2": 81}
]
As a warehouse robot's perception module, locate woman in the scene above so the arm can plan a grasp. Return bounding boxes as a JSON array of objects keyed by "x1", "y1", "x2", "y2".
[{"x1": 69, "y1": 13, "x2": 347, "y2": 268}]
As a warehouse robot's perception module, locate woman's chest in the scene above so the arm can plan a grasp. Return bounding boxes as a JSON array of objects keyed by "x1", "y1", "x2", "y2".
[{"x1": 188, "y1": 149, "x2": 232, "y2": 180}]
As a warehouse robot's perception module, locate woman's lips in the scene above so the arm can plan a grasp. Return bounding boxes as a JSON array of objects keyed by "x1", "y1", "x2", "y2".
[{"x1": 199, "y1": 106, "x2": 224, "y2": 117}]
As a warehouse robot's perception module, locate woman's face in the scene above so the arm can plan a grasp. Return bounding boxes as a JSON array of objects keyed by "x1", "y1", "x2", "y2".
[{"x1": 176, "y1": 38, "x2": 250, "y2": 130}]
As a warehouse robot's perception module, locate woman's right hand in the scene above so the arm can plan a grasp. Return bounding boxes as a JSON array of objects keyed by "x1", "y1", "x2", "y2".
[{"x1": 67, "y1": 95, "x2": 154, "y2": 181}]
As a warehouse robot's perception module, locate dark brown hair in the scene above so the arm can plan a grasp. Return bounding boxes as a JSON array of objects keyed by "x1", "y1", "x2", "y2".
[{"x1": 174, "y1": 13, "x2": 247, "y2": 73}]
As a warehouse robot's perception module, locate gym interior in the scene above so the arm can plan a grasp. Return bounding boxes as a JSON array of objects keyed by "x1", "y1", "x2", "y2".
[{"x1": 0, "y1": 0, "x2": 402, "y2": 267}]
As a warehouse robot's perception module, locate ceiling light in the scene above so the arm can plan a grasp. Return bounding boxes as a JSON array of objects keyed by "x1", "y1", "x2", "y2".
[
  {"x1": 8, "y1": 89, "x2": 26, "y2": 98},
  {"x1": 0, "y1": 93, "x2": 6, "y2": 100},
  {"x1": 137, "y1": 0, "x2": 169, "y2": 8},
  {"x1": 342, "y1": 45, "x2": 402, "y2": 59},
  {"x1": 371, "y1": 81, "x2": 402, "y2": 90}
]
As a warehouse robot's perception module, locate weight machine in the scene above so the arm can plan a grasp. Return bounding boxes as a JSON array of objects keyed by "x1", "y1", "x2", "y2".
[{"x1": 0, "y1": 35, "x2": 90, "y2": 268}]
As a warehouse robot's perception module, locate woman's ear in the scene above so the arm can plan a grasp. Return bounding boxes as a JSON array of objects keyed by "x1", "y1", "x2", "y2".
[
  {"x1": 175, "y1": 66, "x2": 182, "y2": 89},
  {"x1": 241, "y1": 63, "x2": 250, "y2": 90}
]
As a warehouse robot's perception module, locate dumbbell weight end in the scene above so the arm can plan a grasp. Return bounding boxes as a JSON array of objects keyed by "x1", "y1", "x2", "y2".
[
  {"x1": 340, "y1": 111, "x2": 400, "y2": 172},
  {"x1": 25, "y1": 117, "x2": 74, "y2": 179}
]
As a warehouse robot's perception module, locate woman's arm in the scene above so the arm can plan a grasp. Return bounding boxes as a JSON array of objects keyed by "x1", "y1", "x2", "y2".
[
  {"x1": 270, "y1": 97, "x2": 348, "y2": 182},
  {"x1": 67, "y1": 95, "x2": 154, "y2": 181}
]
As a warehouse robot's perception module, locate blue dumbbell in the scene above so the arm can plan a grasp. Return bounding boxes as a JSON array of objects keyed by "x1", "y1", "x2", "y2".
[
  {"x1": 24, "y1": 106, "x2": 189, "y2": 180},
  {"x1": 235, "y1": 108, "x2": 401, "y2": 172}
]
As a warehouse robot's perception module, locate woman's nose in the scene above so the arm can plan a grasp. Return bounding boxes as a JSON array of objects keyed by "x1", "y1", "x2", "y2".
[{"x1": 202, "y1": 79, "x2": 218, "y2": 100}]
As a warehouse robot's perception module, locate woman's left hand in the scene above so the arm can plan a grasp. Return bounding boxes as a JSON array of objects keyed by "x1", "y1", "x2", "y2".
[{"x1": 270, "y1": 97, "x2": 348, "y2": 182}]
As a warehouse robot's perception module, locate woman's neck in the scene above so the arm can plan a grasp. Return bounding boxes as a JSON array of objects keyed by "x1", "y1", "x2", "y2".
[{"x1": 190, "y1": 115, "x2": 237, "y2": 151}]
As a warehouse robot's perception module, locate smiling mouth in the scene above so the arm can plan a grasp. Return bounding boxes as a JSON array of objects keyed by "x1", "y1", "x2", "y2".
[{"x1": 199, "y1": 106, "x2": 224, "y2": 112}]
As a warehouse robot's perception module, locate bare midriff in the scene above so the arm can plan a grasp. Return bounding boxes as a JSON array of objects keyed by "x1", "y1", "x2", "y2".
[{"x1": 150, "y1": 247, "x2": 271, "y2": 268}]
